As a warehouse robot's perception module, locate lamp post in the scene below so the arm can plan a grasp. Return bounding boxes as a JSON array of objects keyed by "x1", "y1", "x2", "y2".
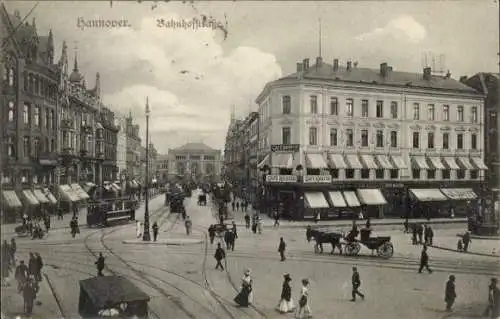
[{"x1": 142, "y1": 98, "x2": 151, "y2": 241}]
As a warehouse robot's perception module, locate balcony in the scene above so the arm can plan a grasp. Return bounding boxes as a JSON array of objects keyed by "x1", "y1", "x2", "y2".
[
  {"x1": 61, "y1": 119, "x2": 73, "y2": 130},
  {"x1": 39, "y1": 152, "x2": 58, "y2": 166},
  {"x1": 82, "y1": 124, "x2": 93, "y2": 134}
]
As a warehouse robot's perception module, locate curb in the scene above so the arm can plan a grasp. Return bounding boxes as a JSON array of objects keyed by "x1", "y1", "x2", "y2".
[
  {"x1": 122, "y1": 239, "x2": 202, "y2": 246},
  {"x1": 456, "y1": 234, "x2": 500, "y2": 240},
  {"x1": 429, "y1": 244, "x2": 500, "y2": 258}
]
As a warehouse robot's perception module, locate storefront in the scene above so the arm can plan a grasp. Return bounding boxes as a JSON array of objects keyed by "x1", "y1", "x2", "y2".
[
  {"x1": 58, "y1": 184, "x2": 81, "y2": 213},
  {"x1": 1, "y1": 190, "x2": 23, "y2": 222},
  {"x1": 20, "y1": 189, "x2": 41, "y2": 218}
]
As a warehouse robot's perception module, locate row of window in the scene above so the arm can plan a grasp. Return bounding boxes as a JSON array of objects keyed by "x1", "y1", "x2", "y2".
[
  {"x1": 281, "y1": 127, "x2": 479, "y2": 150},
  {"x1": 174, "y1": 155, "x2": 217, "y2": 161},
  {"x1": 7, "y1": 101, "x2": 56, "y2": 130},
  {"x1": 281, "y1": 95, "x2": 479, "y2": 123},
  {"x1": 23, "y1": 71, "x2": 58, "y2": 101},
  {"x1": 5, "y1": 136, "x2": 56, "y2": 158}
]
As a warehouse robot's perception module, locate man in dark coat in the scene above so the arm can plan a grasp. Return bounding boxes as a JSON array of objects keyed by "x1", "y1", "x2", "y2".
[
  {"x1": 445, "y1": 275, "x2": 457, "y2": 312},
  {"x1": 10, "y1": 238, "x2": 17, "y2": 267},
  {"x1": 417, "y1": 224, "x2": 424, "y2": 244},
  {"x1": 412, "y1": 224, "x2": 418, "y2": 245},
  {"x1": 23, "y1": 277, "x2": 38, "y2": 315},
  {"x1": 28, "y1": 253, "x2": 37, "y2": 277},
  {"x1": 462, "y1": 232, "x2": 471, "y2": 252},
  {"x1": 418, "y1": 245, "x2": 432, "y2": 273},
  {"x1": 35, "y1": 253, "x2": 43, "y2": 282},
  {"x1": 44, "y1": 215, "x2": 51, "y2": 233},
  {"x1": 244, "y1": 213, "x2": 250, "y2": 229},
  {"x1": 152, "y1": 222, "x2": 159, "y2": 242},
  {"x1": 231, "y1": 201, "x2": 235, "y2": 211},
  {"x1": 95, "y1": 253, "x2": 105, "y2": 276},
  {"x1": 278, "y1": 237, "x2": 286, "y2": 261},
  {"x1": 350, "y1": 266, "x2": 365, "y2": 302},
  {"x1": 427, "y1": 226, "x2": 434, "y2": 246},
  {"x1": 208, "y1": 225, "x2": 216, "y2": 244},
  {"x1": 214, "y1": 243, "x2": 225, "y2": 270},
  {"x1": 15, "y1": 260, "x2": 28, "y2": 292},
  {"x1": 424, "y1": 225, "x2": 429, "y2": 245}
]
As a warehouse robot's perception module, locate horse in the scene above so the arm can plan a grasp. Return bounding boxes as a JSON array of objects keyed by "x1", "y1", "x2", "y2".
[{"x1": 306, "y1": 227, "x2": 343, "y2": 254}]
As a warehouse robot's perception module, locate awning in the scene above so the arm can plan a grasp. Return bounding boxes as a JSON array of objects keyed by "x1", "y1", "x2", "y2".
[
  {"x1": 443, "y1": 157, "x2": 460, "y2": 170},
  {"x1": 360, "y1": 155, "x2": 379, "y2": 169},
  {"x1": 111, "y1": 183, "x2": 121, "y2": 191},
  {"x1": 412, "y1": 156, "x2": 429, "y2": 170},
  {"x1": 22, "y1": 190, "x2": 40, "y2": 206},
  {"x1": 440, "y1": 188, "x2": 478, "y2": 200},
  {"x1": 345, "y1": 154, "x2": 363, "y2": 169},
  {"x1": 329, "y1": 153, "x2": 348, "y2": 169},
  {"x1": 428, "y1": 157, "x2": 445, "y2": 170},
  {"x1": 304, "y1": 192, "x2": 330, "y2": 208},
  {"x1": 272, "y1": 153, "x2": 293, "y2": 169},
  {"x1": 356, "y1": 189, "x2": 387, "y2": 205},
  {"x1": 58, "y1": 184, "x2": 80, "y2": 202},
  {"x1": 343, "y1": 191, "x2": 361, "y2": 207},
  {"x1": 376, "y1": 155, "x2": 394, "y2": 169},
  {"x1": 410, "y1": 189, "x2": 447, "y2": 202},
  {"x1": 1, "y1": 190, "x2": 22, "y2": 208},
  {"x1": 83, "y1": 182, "x2": 97, "y2": 193},
  {"x1": 328, "y1": 191, "x2": 347, "y2": 207},
  {"x1": 257, "y1": 154, "x2": 270, "y2": 169},
  {"x1": 43, "y1": 189, "x2": 57, "y2": 204},
  {"x1": 390, "y1": 155, "x2": 408, "y2": 169},
  {"x1": 457, "y1": 157, "x2": 474, "y2": 170},
  {"x1": 71, "y1": 183, "x2": 90, "y2": 200},
  {"x1": 471, "y1": 157, "x2": 488, "y2": 170},
  {"x1": 32, "y1": 189, "x2": 50, "y2": 204},
  {"x1": 305, "y1": 153, "x2": 328, "y2": 169}
]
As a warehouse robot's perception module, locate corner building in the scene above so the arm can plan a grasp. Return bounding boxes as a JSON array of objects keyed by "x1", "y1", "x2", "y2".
[{"x1": 256, "y1": 57, "x2": 486, "y2": 220}]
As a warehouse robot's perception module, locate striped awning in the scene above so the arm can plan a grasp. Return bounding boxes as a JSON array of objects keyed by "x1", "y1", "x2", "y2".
[
  {"x1": 457, "y1": 157, "x2": 474, "y2": 170},
  {"x1": 304, "y1": 192, "x2": 329, "y2": 208},
  {"x1": 428, "y1": 157, "x2": 445, "y2": 170},
  {"x1": 356, "y1": 189, "x2": 387, "y2": 205},
  {"x1": 440, "y1": 188, "x2": 478, "y2": 200},
  {"x1": 410, "y1": 189, "x2": 447, "y2": 202},
  {"x1": 375, "y1": 155, "x2": 394, "y2": 169},
  {"x1": 32, "y1": 189, "x2": 50, "y2": 204},
  {"x1": 111, "y1": 183, "x2": 121, "y2": 191},
  {"x1": 390, "y1": 155, "x2": 408, "y2": 169},
  {"x1": 443, "y1": 157, "x2": 460, "y2": 170},
  {"x1": 343, "y1": 191, "x2": 361, "y2": 207},
  {"x1": 329, "y1": 153, "x2": 348, "y2": 169},
  {"x1": 305, "y1": 153, "x2": 328, "y2": 169},
  {"x1": 271, "y1": 153, "x2": 293, "y2": 169},
  {"x1": 71, "y1": 183, "x2": 90, "y2": 200},
  {"x1": 471, "y1": 157, "x2": 488, "y2": 170},
  {"x1": 1, "y1": 190, "x2": 22, "y2": 208},
  {"x1": 412, "y1": 156, "x2": 429, "y2": 170},
  {"x1": 257, "y1": 154, "x2": 270, "y2": 169},
  {"x1": 345, "y1": 154, "x2": 363, "y2": 169},
  {"x1": 360, "y1": 155, "x2": 379, "y2": 169},
  {"x1": 43, "y1": 189, "x2": 57, "y2": 204},
  {"x1": 328, "y1": 191, "x2": 347, "y2": 207},
  {"x1": 22, "y1": 190, "x2": 40, "y2": 206},
  {"x1": 58, "y1": 185, "x2": 80, "y2": 202}
]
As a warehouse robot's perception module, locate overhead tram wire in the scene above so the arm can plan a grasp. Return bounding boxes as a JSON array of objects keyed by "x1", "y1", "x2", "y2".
[{"x1": 2, "y1": 1, "x2": 40, "y2": 50}]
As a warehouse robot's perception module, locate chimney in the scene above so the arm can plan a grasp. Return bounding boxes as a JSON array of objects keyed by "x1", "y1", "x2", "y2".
[
  {"x1": 333, "y1": 59, "x2": 339, "y2": 71},
  {"x1": 423, "y1": 67, "x2": 432, "y2": 80},
  {"x1": 459, "y1": 75, "x2": 468, "y2": 83},
  {"x1": 380, "y1": 62, "x2": 388, "y2": 77},
  {"x1": 296, "y1": 62, "x2": 303, "y2": 72},
  {"x1": 303, "y1": 58, "x2": 310, "y2": 70},
  {"x1": 316, "y1": 56, "x2": 323, "y2": 66},
  {"x1": 346, "y1": 61, "x2": 352, "y2": 71}
]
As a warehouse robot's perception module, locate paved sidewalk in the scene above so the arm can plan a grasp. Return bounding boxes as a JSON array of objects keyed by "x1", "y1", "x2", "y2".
[{"x1": 428, "y1": 230, "x2": 500, "y2": 257}]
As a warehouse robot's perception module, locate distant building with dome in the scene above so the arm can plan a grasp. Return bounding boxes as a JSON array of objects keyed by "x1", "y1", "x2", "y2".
[{"x1": 166, "y1": 143, "x2": 222, "y2": 183}]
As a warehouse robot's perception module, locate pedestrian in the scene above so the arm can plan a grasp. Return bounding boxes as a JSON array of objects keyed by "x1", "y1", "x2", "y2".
[
  {"x1": 95, "y1": 253, "x2": 105, "y2": 276},
  {"x1": 457, "y1": 239, "x2": 463, "y2": 252},
  {"x1": 214, "y1": 243, "x2": 225, "y2": 271},
  {"x1": 412, "y1": 224, "x2": 418, "y2": 245},
  {"x1": 445, "y1": 275, "x2": 457, "y2": 312},
  {"x1": 136, "y1": 220, "x2": 142, "y2": 239},
  {"x1": 185, "y1": 216, "x2": 192, "y2": 235},
  {"x1": 208, "y1": 225, "x2": 216, "y2": 244},
  {"x1": 273, "y1": 210, "x2": 280, "y2": 228},
  {"x1": 483, "y1": 277, "x2": 500, "y2": 318},
  {"x1": 232, "y1": 201, "x2": 235, "y2": 211},
  {"x1": 44, "y1": 215, "x2": 50, "y2": 233},
  {"x1": 152, "y1": 222, "x2": 159, "y2": 242},
  {"x1": 243, "y1": 201, "x2": 248, "y2": 212},
  {"x1": 418, "y1": 245, "x2": 432, "y2": 273},
  {"x1": 57, "y1": 207, "x2": 63, "y2": 220},
  {"x1": 417, "y1": 224, "x2": 424, "y2": 244},
  {"x1": 278, "y1": 237, "x2": 286, "y2": 261},
  {"x1": 15, "y1": 260, "x2": 28, "y2": 293},
  {"x1": 232, "y1": 221, "x2": 238, "y2": 239},
  {"x1": 236, "y1": 202, "x2": 240, "y2": 212},
  {"x1": 244, "y1": 213, "x2": 250, "y2": 229},
  {"x1": 403, "y1": 219, "x2": 409, "y2": 233},
  {"x1": 462, "y1": 232, "x2": 471, "y2": 252},
  {"x1": 1, "y1": 241, "x2": 11, "y2": 286},
  {"x1": 28, "y1": 253, "x2": 37, "y2": 278},
  {"x1": 295, "y1": 279, "x2": 312, "y2": 318},
  {"x1": 427, "y1": 226, "x2": 434, "y2": 246},
  {"x1": 70, "y1": 217, "x2": 78, "y2": 238},
  {"x1": 35, "y1": 253, "x2": 43, "y2": 282},
  {"x1": 234, "y1": 269, "x2": 253, "y2": 307},
  {"x1": 277, "y1": 274, "x2": 295, "y2": 313},
  {"x1": 10, "y1": 238, "x2": 16, "y2": 267},
  {"x1": 424, "y1": 225, "x2": 429, "y2": 245},
  {"x1": 257, "y1": 217, "x2": 263, "y2": 234},
  {"x1": 23, "y1": 276, "x2": 38, "y2": 315},
  {"x1": 1, "y1": 240, "x2": 11, "y2": 269},
  {"x1": 350, "y1": 266, "x2": 365, "y2": 302}
]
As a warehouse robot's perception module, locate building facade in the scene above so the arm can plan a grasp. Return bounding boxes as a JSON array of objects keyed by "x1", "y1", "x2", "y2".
[
  {"x1": 168, "y1": 142, "x2": 222, "y2": 183},
  {"x1": 139, "y1": 143, "x2": 158, "y2": 184},
  {"x1": 99, "y1": 106, "x2": 119, "y2": 182},
  {"x1": 125, "y1": 113, "x2": 141, "y2": 180},
  {"x1": 1, "y1": 9, "x2": 59, "y2": 191},
  {"x1": 253, "y1": 57, "x2": 486, "y2": 219},
  {"x1": 115, "y1": 115, "x2": 128, "y2": 181},
  {"x1": 156, "y1": 154, "x2": 169, "y2": 182}
]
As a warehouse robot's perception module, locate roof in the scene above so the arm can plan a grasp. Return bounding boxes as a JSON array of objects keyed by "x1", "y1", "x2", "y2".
[
  {"x1": 272, "y1": 61, "x2": 479, "y2": 94},
  {"x1": 174, "y1": 142, "x2": 215, "y2": 152},
  {"x1": 79, "y1": 276, "x2": 149, "y2": 309}
]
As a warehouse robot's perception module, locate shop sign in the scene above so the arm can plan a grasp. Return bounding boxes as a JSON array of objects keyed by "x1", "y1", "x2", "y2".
[
  {"x1": 271, "y1": 144, "x2": 300, "y2": 152},
  {"x1": 266, "y1": 175, "x2": 297, "y2": 183},
  {"x1": 303, "y1": 175, "x2": 332, "y2": 183},
  {"x1": 384, "y1": 183, "x2": 404, "y2": 188}
]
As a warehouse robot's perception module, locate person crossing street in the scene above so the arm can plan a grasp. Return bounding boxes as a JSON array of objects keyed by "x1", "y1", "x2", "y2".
[
  {"x1": 152, "y1": 222, "x2": 159, "y2": 242},
  {"x1": 278, "y1": 237, "x2": 287, "y2": 261},
  {"x1": 445, "y1": 275, "x2": 457, "y2": 312},
  {"x1": 95, "y1": 253, "x2": 105, "y2": 276},
  {"x1": 350, "y1": 266, "x2": 365, "y2": 302},
  {"x1": 185, "y1": 216, "x2": 192, "y2": 235},
  {"x1": 214, "y1": 243, "x2": 226, "y2": 271},
  {"x1": 418, "y1": 245, "x2": 432, "y2": 273}
]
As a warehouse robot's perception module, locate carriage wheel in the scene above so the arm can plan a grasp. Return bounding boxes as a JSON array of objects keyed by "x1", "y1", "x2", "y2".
[
  {"x1": 345, "y1": 242, "x2": 361, "y2": 256},
  {"x1": 377, "y1": 242, "x2": 394, "y2": 258}
]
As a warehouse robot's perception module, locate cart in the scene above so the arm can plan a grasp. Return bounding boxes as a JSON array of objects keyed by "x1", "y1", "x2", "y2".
[
  {"x1": 79, "y1": 275, "x2": 150, "y2": 318},
  {"x1": 344, "y1": 236, "x2": 394, "y2": 258}
]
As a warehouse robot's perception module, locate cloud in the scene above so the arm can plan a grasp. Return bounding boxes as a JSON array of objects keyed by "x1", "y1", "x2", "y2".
[
  {"x1": 77, "y1": 10, "x2": 282, "y2": 152},
  {"x1": 355, "y1": 16, "x2": 426, "y2": 44}
]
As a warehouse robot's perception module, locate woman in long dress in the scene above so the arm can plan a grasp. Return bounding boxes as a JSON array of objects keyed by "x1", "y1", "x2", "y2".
[
  {"x1": 234, "y1": 269, "x2": 253, "y2": 307},
  {"x1": 276, "y1": 274, "x2": 295, "y2": 313},
  {"x1": 295, "y1": 279, "x2": 312, "y2": 319},
  {"x1": 136, "y1": 220, "x2": 142, "y2": 238}
]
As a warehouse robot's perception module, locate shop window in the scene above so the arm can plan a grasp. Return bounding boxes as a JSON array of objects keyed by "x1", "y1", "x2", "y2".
[
  {"x1": 279, "y1": 168, "x2": 292, "y2": 175},
  {"x1": 361, "y1": 169, "x2": 369, "y2": 179},
  {"x1": 442, "y1": 169, "x2": 450, "y2": 179},
  {"x1": 427, "y1": 169, "x2": 435, "y2": 179},
  {"x1": 346, "y1": 169, "x2": 354, "y2": 179},
  {"x1": 330, "y1": 169, "x2": 339, "y2": 179},
  {"x1": 457, "y1": 170, "x2": 465, "y2": 179},
  {"x1": 412, "y1": 169, "x2": 420, "y2": 179},
  {"x1": 307, "y1": 168, "x2": 320, "y2": 175},
  {"x1": 390, "y1": 169, "x2": 398, "y2": 179},
  {"x1": 375, "y1": 169, "x2": 384, "y2": 179},
  {"x1": 470, "y1": 170, "x2": 478, "y2": 179}
]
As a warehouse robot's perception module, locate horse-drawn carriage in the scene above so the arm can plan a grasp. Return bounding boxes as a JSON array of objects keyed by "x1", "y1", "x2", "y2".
[
  {"x1": 306, "y1": 226, "x2": 394, "y2": 258},
  {"x1": 198, "y1": 194, "x2": 207, "y2": 206}
]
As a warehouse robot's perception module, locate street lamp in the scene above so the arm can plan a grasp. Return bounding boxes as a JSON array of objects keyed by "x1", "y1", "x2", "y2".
[{"x1": 142, "y1": 98, "x2": 151, "y2": 241}]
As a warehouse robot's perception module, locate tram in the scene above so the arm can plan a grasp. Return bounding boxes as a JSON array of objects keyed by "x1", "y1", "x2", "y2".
[{"x1": 86, "y1": 185, "x2": 138, "y2": 227}]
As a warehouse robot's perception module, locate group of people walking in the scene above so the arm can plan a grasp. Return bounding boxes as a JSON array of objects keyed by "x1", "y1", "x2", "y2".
[{"x1": 231, "y1": 200, "x2": 249, "y2": 212}]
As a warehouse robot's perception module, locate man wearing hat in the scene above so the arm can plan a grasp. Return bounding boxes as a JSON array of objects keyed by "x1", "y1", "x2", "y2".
[
  {"x1": 444, "y1": 275, "x2": 456, "y2": 312},
  {"x1": 214, "y1": 243, "x2": 226, "y2": 271},
  {"x1": 351, "y1": 266, "x2": 365, "y2": 302}
]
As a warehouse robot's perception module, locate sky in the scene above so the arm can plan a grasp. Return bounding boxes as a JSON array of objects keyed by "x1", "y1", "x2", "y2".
[{"x1": 6, "y1": 0, "x2": 499, "y2": 154}]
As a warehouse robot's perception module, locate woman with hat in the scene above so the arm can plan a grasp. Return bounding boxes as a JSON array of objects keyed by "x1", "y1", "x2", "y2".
[
  {"x1": 277, "y1": 274, "x2": 295, "y2": 313},
  {"x1": 295, "y1": 279, "x2": 312, "y2": 319},
  {"x1": 234, "y1": 269, "x2": 253, "y2": 307}
]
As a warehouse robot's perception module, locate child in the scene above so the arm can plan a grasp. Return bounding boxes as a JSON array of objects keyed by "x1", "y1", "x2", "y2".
[{"x1": 457, "y1": 239, "x2": 463, "y2": 252}]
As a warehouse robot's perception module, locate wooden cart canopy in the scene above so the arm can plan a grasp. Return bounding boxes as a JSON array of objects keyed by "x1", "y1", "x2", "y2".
[{"x1": 79, "y1": 276, "x2": 150, "y2": 308}]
